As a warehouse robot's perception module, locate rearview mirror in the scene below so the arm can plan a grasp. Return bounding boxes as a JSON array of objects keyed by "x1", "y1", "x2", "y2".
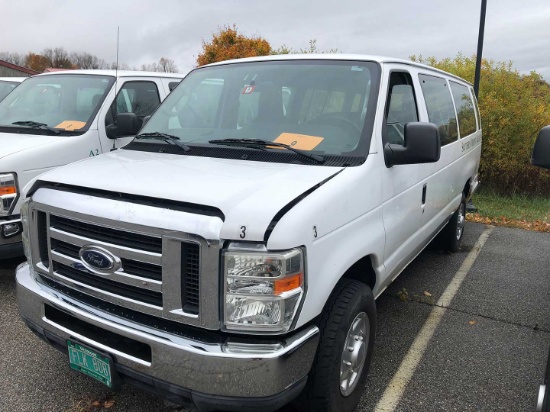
[
  {"x1": 384, "y1": 122, "x2": 441, "y2": 167},
  {"x1": 531, "y1": 126, "x2": 550, "y2": 169},
  {"x1": 106, "y1": 113, "x2": 140, "y2": 139}
]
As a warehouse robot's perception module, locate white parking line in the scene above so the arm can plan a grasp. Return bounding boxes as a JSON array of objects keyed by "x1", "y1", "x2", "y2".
[{"x1": 374, "y1": 225, "x2": 494, "y2": 412}]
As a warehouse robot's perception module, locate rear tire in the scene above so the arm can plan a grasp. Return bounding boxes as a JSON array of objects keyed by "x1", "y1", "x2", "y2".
[{"x1": 299, "y1": 279, "x2": 376, "y2": 412}]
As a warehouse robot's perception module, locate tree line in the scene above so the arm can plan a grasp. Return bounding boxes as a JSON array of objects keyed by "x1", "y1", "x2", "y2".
[{"x1": 0, "y1": 48, "x2": 178, "y2": 73}]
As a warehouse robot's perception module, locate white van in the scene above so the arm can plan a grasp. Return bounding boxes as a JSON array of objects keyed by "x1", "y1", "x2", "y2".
[
  {"x1": 0, "y1": 70, "x2": 184, "y2": 258},
  {"x1": 0, "y1": 77, "x2": 26, "y2": 101},
  {"x1": 16, "y1": 55, "x2": 481, "y2": 412}
]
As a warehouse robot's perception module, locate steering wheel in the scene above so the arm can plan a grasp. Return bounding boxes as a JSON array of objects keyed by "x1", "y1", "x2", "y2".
[{"x1": 306, "y1": 113, "x2": 362, "y2": 136}]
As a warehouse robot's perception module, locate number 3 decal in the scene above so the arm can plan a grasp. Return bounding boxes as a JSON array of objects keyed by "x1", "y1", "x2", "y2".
[{"x1": 240, "y1": 226, "x2": 246, "y2": 239}]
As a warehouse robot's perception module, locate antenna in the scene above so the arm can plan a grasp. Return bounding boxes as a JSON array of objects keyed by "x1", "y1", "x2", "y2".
[{"x1": 111, "y1": 26, "x2": 120, "y2": 151}]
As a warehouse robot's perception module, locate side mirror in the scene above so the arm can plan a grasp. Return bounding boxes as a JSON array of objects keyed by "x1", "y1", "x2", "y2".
[
  {"x1": 106, "y1": 113, "x2": 140, "y2": 139},
  {"x1": 531, "y1": 126, "x2": 550, "y2": 169},
  {"x1": 384, "y1": 122, "x2": 441, "y2": 167}
]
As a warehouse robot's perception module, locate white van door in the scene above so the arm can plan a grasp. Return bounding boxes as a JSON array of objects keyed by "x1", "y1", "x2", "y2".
[{"x1": 380, "y1": 69, "x2": 432, "y2": 278}]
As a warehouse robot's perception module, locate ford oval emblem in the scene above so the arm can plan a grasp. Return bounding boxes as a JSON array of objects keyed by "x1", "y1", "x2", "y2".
[{"x1": 79, "y1": 246, "x2": 120, "y2": 274}]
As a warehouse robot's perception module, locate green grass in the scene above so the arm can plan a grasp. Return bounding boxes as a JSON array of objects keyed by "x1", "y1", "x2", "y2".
[{"x1": 471, "y1": 188, "x2": 550, "y2": 223}]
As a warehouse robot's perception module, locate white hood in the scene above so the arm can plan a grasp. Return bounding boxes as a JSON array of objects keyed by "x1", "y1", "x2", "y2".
[
  {"x1": 34, "y1": 150, "x2": 343, "y2": 241},
  {"x1": 0, "y1": 132, "x2": 66, "y2": 160}
]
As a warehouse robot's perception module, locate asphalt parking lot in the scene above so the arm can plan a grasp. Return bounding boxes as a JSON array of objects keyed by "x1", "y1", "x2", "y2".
[{"x1": 1, "y1": 222, "x2": 548, "y2": 412}]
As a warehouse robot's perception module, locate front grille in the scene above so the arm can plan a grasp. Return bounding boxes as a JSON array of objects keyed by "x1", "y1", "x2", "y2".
[
  {"x1": 181, "y1": 242, "x2": 200, "y2": 314},
  {"x1": 53, "y1": 262, "x2": 163, "y2": 307},
  {"x1": 50, "y1": 215, "x2": 162, "y2": 253},
  {"x1": 32, "y1": 203, "x2": 206, "y2": 323},
  {"x1": 51, "y1": 238, "x2": 162, "y2": 282}
]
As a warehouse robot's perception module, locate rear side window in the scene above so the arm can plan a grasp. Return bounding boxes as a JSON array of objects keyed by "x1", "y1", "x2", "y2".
[
  {"x1": 419, "y1": 74, "x2": 458, "y2": 146},
  {"x1": 450, "y1": 81, "x2": 476, "y2": 137}
]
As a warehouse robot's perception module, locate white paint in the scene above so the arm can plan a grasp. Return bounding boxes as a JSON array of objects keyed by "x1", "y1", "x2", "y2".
[{"x1": 374, "y1": 226, "x2": 494, "y2": 412}]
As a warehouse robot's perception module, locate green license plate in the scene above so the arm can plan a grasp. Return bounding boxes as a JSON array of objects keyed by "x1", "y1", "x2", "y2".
[{"x1": 67, "y1": 340, "x2": 113, "y2": 387}]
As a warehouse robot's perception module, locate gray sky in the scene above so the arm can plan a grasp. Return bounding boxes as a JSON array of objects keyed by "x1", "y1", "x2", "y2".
[{"x1": 1, "y1": 0, "x2": 549, "y2": 79}]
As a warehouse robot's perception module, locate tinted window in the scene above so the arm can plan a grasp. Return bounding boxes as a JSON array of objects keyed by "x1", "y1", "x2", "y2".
[
  {"x1": 470, "y1": 86, "x2": 481, "y2": 129},
  {"x1": 385, "y1": 72, "x2": 418, "y2": 145},
  {"x1": 419, "y1": 74, "x2": 458, "y2": 146},
  {"x1": 450, "y1": 81, "x2": 476, "y2": 137}
]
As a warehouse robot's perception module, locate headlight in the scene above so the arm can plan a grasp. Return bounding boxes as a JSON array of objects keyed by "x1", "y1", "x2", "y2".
[
  {"x1": 20, "y1": 198, "x2": 32, "y2": 262},
  {"x1": 0, "y1": 173, "x2": 18, "y2": 216},
  {"x1": 223, "y1": 247, "x2": 305, "y2": 333}
]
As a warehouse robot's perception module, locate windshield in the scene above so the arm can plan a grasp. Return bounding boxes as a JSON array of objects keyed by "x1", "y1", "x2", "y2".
[
  {"x1": 0, "y1": 80, "x2": 20, "y2": 102},
  {"x1": 0, "y1": 74, "x2": 114, "y2": 133},
  {"x1": 138, "y1": 60, "x2": 380, "y2": 160}
]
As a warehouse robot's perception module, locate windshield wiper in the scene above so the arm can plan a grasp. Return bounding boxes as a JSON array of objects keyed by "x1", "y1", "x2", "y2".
[
  {"x1": 11, "y1": 121, "x2": 61, "y2": 135},
  {"x1": 208, "y1": 138, "x2": 325, "y2": 163},
  {"x1": 136, "y1": 132, "x2": 190, "y2": 153}
]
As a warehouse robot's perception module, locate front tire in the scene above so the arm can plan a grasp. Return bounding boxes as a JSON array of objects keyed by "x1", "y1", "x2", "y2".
[{"x1": 300, "y1": 279, "x2": 376, "y2": 412}]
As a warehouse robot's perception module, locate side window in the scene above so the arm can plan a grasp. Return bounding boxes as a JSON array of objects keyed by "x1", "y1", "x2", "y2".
[
  {"x1": 449, "y1": 81, "x2": 477, "y2": 138},
  {"x1": 470, "y1": 86, "x2": 481, "y2": 129},
  {"x1": 106, "y1": 81, "x2": 161, "y2": 127},
  {"x1": 419, "y1": 74, "x2": 458, "y2": 146},
  {"x1": 384, "y1": 72, "x2": 419, "y2": 146}
]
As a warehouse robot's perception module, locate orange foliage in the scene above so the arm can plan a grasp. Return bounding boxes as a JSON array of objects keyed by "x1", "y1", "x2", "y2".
[
  {"x1": 196, "y1": 25, "x2": 271, "y2": 67},
  {"x1": 25, "y1": 53, "x2": 50, "y2": 72}
]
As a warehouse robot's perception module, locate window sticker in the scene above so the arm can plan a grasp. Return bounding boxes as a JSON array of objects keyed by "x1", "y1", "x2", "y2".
[
  {"x1": 242, "y1": 85, "x2": 255, "y2": 94},
  {"x1": 55, "y1": 120, "x2": 86, "y2": 131},
  {"x1": 273, "y1": 133, "x2": 324, "y2": 151}
]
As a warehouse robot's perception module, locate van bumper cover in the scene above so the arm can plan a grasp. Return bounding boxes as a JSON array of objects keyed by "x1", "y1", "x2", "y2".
[{"x1": 16, "y1": 264, "x2": 319, "y2": 411}]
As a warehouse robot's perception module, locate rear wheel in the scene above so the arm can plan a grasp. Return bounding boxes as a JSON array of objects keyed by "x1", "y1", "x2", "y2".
[{"x1": 299, "y1": 279, "x2": 376, "y2": 412}]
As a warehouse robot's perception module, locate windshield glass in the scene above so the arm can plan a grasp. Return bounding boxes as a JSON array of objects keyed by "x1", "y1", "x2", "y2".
[
  {"x1": 0, "y1": 80, "x2": 20, "y2": 102},
  {"x1": 0, "y1": 74, "x2": 114, "y2": 132},
  {"x1": 140, "y1": 60, "x2": 380, "y2": 157}
]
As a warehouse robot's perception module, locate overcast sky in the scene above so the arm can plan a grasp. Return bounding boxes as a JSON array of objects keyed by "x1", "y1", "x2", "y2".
[{"x1": 1, "y1": 0, "x2": 549, "y2": 79}]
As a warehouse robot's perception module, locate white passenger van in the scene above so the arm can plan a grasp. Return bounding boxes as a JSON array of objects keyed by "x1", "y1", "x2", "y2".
[
  {"x1": 0, "y1": 70, "x2": 184, "y2": 258},
  {"x1": 16, "y1": 55, "x2": 481, "y2": 412}
]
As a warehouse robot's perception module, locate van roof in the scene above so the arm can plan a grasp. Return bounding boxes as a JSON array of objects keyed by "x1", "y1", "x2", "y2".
[
  {"x1": 203, "y1": 54, "x2": 473, "y2": 86},
  {"x1": 31, "y1": 69, "x2": 186, "y2": 80}
]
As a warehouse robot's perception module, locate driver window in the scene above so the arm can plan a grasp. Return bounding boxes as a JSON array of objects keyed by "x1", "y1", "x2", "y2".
[
  {"x1": 105, "y1": 81, "x2": 161, "y2": 128},
  {"x1": 385, "y1": 72, "x2": 418, "y2": 146}
]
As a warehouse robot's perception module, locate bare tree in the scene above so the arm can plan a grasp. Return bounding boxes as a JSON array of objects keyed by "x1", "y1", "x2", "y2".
[
  {"x1": 42, "y1": 47, "x2": 73, "y2": 68},
  {"x1": 70, "y1": 52, "x2": 108, "y2": 69},
  {"x1": 141, "y1": 58, "x2": 179, "y2": 73},
  {"x1": 0, "y1": 51, "x2": 25, "y2": 66}
]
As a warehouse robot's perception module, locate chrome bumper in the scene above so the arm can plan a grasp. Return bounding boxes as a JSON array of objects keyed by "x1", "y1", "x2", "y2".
[{"x1": 16, "y1": 263, "x2": 319, "y2": 407}]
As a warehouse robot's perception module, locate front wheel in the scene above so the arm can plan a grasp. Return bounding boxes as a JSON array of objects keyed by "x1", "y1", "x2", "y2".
[{"x1": 299, "y1": 279, "x2": 376, "y2": 412}]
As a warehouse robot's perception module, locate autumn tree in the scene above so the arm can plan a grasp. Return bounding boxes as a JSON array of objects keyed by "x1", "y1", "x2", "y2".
[
  {"x1": 196, "y1": 25, "x2": 271, "y2": 66},
  {"x1": 24, "y1": 53, "x2": 50, "y2": 72},
  {"x1": 411, "y1": 54, "x2": 550, "y2": 195}
]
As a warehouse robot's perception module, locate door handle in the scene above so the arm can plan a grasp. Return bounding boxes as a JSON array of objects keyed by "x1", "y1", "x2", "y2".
[{"x1": 422, "y1": 184, "x2": 427, "y2": 205}]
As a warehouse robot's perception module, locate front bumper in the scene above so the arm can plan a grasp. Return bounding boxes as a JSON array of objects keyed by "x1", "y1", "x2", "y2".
[{"x1": 16, "y1": 264, "x2": 319, "y2": 411}]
